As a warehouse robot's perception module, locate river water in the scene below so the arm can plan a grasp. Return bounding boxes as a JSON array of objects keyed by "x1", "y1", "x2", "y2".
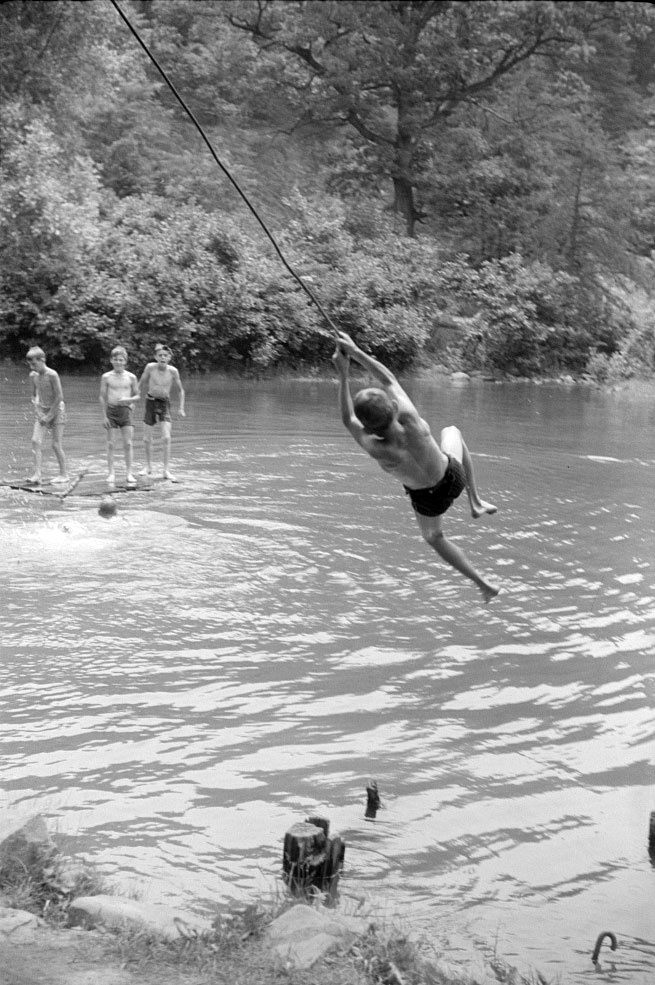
[{"x1": 1, "y1": 366, "x2": 653, "y2": 981}]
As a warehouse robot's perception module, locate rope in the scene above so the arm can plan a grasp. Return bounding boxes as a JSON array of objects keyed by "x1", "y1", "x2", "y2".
[{"x1": 108, "y1": 0, "x2": 339, "y2": 336}]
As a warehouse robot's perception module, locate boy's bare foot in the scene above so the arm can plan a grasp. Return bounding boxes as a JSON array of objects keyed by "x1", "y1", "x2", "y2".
[
  {"x1": 138, "y1": 467, "x2": 151, "y2": 476},
  {"x1": 163, "y1": 470, "x2": 176, "y2": 481},
  {"x1": 51, "y1": 474, "x2": 70, "y2": 485},
  {"x1": 126, "y1": 474, "x2": 136, "y2": 486},
  {"x1": 471, "y1": 500, "x2": 498, "y2": 519},
  {"x1": 479, "y1": 583, "x2": 500, "y2": 604},
  {"x1": 106, "y1": 472, "x2": 115, "y2": 487},
  {"x1": 25, "y1": 474, "x2": 41, "y2": 485}
]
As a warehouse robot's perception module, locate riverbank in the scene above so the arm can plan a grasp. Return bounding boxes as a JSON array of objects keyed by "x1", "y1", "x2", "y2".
[
  {"x1": 0, "y1": 817, "x2": 533, "y2": 985},
  {"x1": 0, "y1": 902, "x2": 373, "y2": 985},
  {"x1": 3, "y1": 354, "x2": 654, "y2": 390}
]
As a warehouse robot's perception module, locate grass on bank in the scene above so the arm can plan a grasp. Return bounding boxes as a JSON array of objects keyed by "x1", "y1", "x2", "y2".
[{"x1": 0, "y1": 840, "x2": 554, "y2": 985}]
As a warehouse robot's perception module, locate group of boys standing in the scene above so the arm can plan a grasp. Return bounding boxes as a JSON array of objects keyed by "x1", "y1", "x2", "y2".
[{"x1": 25, "y1": 344, "x2": 185, "y2": 488}]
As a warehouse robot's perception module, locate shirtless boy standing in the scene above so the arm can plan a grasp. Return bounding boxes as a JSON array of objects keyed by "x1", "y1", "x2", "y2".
[
  {"x1": 333, "y1": 331, "x2": 499, "y2": 602},
  {"x1": 99, "y1": 345, "x2": 140, "y2": 488},
  {"x1": 26, "y1": 346, "x2": 68, "y2": 485},
  {"x1": 138, "y1": 345, "x2": 185, "y2": 480}
]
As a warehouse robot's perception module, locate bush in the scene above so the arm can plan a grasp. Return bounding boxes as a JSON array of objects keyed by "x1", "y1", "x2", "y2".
[
  {"x1": 440, "y1": 254, "x2": 619, "y2": 376},
  {"x1": 0, "y1": 110, "x2": 105, "y2": 362},
  {"x1": 586, "y1": 318, "x2": 655, "y2": 383}
]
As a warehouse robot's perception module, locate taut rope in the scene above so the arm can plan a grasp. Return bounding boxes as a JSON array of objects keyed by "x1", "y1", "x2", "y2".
[{"x1": 108, "y1": 0, "x2": 339, "y2": 336}]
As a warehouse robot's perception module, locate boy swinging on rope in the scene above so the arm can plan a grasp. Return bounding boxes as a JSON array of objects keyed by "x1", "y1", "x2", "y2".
[{"x1": 333, "y1": 331, "x2": 499, "y2": 603}]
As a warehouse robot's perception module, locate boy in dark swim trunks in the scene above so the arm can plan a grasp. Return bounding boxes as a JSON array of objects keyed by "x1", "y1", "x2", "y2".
[
  {"x1": 333, "y1": 331, "x2": 499, "y2": 602},
  {"x1": 138, "y1": 345, "x2": 185, "y2": 480},
  {"x1": 99, "y1": 346, "x2": 140, "y2": 488}
]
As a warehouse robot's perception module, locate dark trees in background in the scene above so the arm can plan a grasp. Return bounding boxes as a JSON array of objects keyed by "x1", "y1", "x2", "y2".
[{"x1": 0, "y1": 0, "x2": 653, "y2": 378}]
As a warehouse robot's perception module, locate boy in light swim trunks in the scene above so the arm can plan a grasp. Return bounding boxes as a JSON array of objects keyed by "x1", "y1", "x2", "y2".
[
  {"x1": 26, "y1": 346, "x2": 68, "y2": 485},
  {"x1": 138, "y1": 344, "x2": 185, "y2": 480},
  {"x1": 99, "y1": 346, "x2": 140, "y2": 488},
  {"x1": 333, "y1": 331, "x2": 499, "y2": 602}
]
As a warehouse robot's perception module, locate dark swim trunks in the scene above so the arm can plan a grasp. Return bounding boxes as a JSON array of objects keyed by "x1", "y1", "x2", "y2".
[
  {"x1": 404, "y1": 455, "x2": 466, "y2": 517},
  {"x1": 106, "y1": 404, "x2": 133, "y2": 429},
  {"x1": 144, "y1": 395, "x2": 171, "y2": 426}
]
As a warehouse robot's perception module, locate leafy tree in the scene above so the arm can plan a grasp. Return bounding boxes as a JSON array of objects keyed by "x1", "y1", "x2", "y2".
[
  {"x1": 226, "y1": 0, "x2": 652, "y2": 236},
  {"x1": 1, "y1": 0, "x2": 653, "y2": 379},
  {"x1": 0, "y1": 0, "x2": 138, "y2": 132},
  {"x1": 0, "y1": 110, "x2": 104, "y2": 361}
]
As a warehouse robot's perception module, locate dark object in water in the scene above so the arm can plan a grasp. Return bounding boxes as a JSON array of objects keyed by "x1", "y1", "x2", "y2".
[
  {"x1": 365, "y1": 780, "x2": 381, "y2": 820},
  {"x1": 282, "y1": 817, "x2": 345, "y2": 899},
  {"x1": 592, "y1": 931, "x2": 617, "y2": 963},
  {"x1": 98, "y1": 495, "x2": 117, "y2": 519}
]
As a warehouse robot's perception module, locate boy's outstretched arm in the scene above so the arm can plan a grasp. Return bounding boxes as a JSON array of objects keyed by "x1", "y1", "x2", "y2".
[
  {"x1": 332, "y1": 345, "x2": 366, "y2": 443},
  {"x1": 335, "y1": 331, "x2": 398, "y2": 388},
  {"x1": 335, "y1": 330, "x2": 419, "y2": 418}
]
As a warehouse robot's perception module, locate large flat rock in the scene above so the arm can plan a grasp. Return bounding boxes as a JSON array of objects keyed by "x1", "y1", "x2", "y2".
[{"x1": 68, "y1": 895, "x2": 213, "y2": 940}]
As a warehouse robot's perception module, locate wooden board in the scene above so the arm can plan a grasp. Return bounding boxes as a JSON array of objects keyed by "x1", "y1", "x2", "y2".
[{"x1": 0, "y1": 472, "x2": 177, "y2": 498}]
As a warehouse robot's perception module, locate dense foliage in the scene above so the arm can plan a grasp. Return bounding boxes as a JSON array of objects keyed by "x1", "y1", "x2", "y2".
[{"x1": 1, "y1": 0, "x2": 653, "y2": 379}]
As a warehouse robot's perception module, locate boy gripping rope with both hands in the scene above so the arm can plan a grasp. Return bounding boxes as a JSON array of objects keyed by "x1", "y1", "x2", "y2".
[{"x1": 333, "y1": 331, "x2": 499, "y2": 603}]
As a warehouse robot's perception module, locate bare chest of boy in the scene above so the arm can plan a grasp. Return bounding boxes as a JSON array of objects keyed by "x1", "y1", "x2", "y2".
[
  {"x1": 148, "y1": 366, "x2": 173, "y2": 397},
  {"x1": 107, "y1": 373, "x2": 134, "y2": 403},
  {"x1": 35, "y1": 374, "x2": 57, "y2": 407}
]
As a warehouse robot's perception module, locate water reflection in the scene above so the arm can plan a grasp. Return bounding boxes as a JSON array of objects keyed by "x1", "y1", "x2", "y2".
[{"x1": 1, "y1": 371, "x2": 654, "y2": 982}]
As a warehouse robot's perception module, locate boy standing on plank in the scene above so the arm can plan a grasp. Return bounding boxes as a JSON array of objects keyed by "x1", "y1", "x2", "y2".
[
  {"x1": 100, "y1": 345, "x2": 140, "y2": 488},
  {"x1": 332, "y1": 331, "x2": 499, "y2": 602},
  {"x1": 138, "y1": 344, "x2": 185, "y2": 480},
  {"x1": 26, "y1": 346, "x2": 68, "y2": 485}
]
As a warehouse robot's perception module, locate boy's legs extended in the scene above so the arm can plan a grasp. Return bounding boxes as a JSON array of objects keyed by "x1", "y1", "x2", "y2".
[
  {"x1": 439, "y1": 425, "x2": 496, "y2": 519},
  {"x1": 414, "y1": 511, "x2": 499, "y2": 603}
]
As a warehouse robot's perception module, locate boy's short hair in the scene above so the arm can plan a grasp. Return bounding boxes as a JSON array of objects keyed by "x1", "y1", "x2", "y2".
[
  {"x1": 27, "y1": 346, "x2": 46, "y2": 361},
  {"x1": 111, "y1": 345, "x2": 128, "y2": 359},
  {"x1": 156, "y1": 345, "x2": 173, "y2": 357},
  {"x1": 353, "y1": 388, "x2": 395, "y2": 432}
]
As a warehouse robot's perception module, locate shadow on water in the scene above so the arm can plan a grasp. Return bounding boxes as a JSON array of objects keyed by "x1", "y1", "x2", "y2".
[{"x1": 1, "y1": 370, "x2": 654, "y2": 982}]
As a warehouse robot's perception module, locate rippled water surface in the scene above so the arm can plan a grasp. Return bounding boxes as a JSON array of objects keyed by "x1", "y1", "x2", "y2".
[{"x1": 1, "y1": 368, "x2": 654, "y2": 982}]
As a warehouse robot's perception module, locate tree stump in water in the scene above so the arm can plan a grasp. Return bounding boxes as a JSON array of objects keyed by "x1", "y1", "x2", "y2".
[
  {"x1": 282, "y1": 817, "x2": 345, "y2": 898},
  {"x1": 365, "y1": 780, "x2": 381, "y2": 820}
]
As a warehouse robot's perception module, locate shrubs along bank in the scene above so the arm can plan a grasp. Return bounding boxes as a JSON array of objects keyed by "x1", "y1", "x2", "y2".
[
  {"x1": 2, "y1": 2, "x2": 653, "y2": 383},
  {"x1": 1, "y1": 181, "x2": 653, "y2": 384},
  {"x1": 0, "y1": 815, "x2": 547, "y2": 985}
]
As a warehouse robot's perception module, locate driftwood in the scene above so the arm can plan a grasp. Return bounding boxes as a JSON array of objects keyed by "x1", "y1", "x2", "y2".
[
  {"x1": 365, "y1": 780, "x2": 381, "y2": 820},
  {"x1": 282, "y1": 817, "x2": 345, "y2": 899}
]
